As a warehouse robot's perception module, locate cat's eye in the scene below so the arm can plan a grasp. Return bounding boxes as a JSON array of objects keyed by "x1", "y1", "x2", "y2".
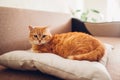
[
  {"x1": 42, "y1": 35, "x2": 47, "y2": 38},
  {"x1": 34, "y1": 35, "x2": 37, "y2": 38}
]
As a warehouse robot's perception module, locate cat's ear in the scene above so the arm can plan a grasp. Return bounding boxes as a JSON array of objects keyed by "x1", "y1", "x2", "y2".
[
  {"x1": 43, "y1": 26, "x2": 49, "y2": 31},
  {"x1": 43, "y1": 26, "x2": 48, "y2": 30},
  {"x1": 29, "y1": 25, "x2": 33, "y2": 31},
  {"x1": 43, "y1": 26, "x2": 51, "y2": 33}
]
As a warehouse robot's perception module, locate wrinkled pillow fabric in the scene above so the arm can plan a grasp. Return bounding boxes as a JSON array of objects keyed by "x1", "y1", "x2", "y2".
[
  {"x1": 34, "y1": 53, "x2": 111, "y2": 80},
  {"x1": 100, "y1": 43, "x2": 113, "y2": 65}
]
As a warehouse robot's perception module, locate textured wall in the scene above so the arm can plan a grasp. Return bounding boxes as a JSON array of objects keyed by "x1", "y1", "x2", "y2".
[{"x1": 0, "y1": 0, "x2": 70, "y2": 13}]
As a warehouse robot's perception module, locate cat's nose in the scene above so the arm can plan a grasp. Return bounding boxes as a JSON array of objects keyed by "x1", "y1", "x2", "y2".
[{"x1": 38, "y1": 40, "x2": 41, "y2": 43}]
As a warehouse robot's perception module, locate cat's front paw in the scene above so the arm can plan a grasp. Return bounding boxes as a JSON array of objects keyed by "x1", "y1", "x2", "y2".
[
  {"x1": 67, "y1": 56, "x2": 74, "y2": 60},
  {"x1": 31, "y1": 49, "x2": 41, "y2": 53},
  {"x1": 34, "y1": 50, "x2": 41, "y2": 53}
]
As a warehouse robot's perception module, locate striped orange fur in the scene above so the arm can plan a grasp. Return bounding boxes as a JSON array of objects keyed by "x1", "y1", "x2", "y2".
[{"x1": 29, "y1": 26, "x2": 105, "y2": 61}]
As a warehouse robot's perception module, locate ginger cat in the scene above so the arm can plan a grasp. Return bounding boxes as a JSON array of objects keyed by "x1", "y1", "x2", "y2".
[{"x1": 29, "y1": 26, "x2": 105, "y2": 61}]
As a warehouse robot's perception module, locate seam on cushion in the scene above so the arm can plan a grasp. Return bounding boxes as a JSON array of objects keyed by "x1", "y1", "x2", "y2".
[
  {"x1": 34, "y1": 60, "x2": 77, "y2": 76},
  {"x1": 33, "y1": 60, "x2": 90, "y2": 80}
]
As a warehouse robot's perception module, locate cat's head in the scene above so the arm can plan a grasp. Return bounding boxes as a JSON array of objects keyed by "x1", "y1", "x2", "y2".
[{"x1": 29, "y1": 26, "x2": 52, "y2": 45}]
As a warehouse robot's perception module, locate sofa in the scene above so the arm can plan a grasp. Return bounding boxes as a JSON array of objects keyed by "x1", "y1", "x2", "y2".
[{"x1": 0, "y1": 7, "x2": 120, "y2": 80}]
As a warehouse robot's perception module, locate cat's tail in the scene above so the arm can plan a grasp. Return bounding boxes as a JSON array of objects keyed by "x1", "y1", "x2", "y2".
[{"x1": 67, "y1": 45, "x2": 105, "y2": 61}]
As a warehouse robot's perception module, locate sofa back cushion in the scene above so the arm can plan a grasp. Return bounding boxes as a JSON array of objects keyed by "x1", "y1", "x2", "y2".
[
  {"x1": 85, "y1": 22, "x2": 120, "y2": 37},
  {"x1": 72, "y1": 18, "x2": 120, "y2": 37},
  {"x1": 0, "y1": 7, "x2": 71, "y2": 55}
]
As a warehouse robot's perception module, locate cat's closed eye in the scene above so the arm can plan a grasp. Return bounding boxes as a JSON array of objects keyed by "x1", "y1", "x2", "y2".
[
  {"x1": 34, "y1": 35, "x2": 38, "y2": 38},
  {"x1": 42, "y1": 35, "x2": 47, "y2": 38}
]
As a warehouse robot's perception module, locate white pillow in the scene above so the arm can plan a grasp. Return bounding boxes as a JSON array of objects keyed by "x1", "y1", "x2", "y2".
[
  {"x1": 100, "y1": 43, "x2": 113, "y2": 65},
  {"x1": 0, "y1": 51, "x2": 37, "y2": 70},
  {"x1": 0, "y1": 43, "x2": 112, "y2": 80}
]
